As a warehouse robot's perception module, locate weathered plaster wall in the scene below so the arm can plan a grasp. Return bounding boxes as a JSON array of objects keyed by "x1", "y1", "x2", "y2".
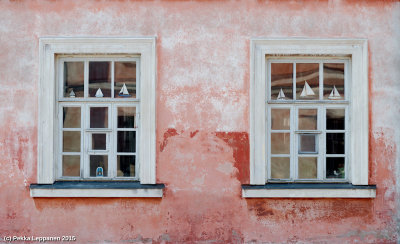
[{"x1": 0, "y1": 0, "x2": 399, "y2": 243}]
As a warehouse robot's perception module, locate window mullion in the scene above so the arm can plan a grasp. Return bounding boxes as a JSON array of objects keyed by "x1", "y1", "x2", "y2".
[
  {"x1": 291, "y1": 106, "x2": 297, "y2": 180},
  {"x1": 84, "y1": 61, "x2": 88, "y2": 98},
  {"x1": 319, "y1": 106, "x2": 324, "y2": 180}
]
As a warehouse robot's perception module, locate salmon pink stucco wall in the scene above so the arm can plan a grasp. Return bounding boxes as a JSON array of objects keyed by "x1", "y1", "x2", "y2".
[{"x1": 0, "y1": 0, "x2": 400, "y2": 243}]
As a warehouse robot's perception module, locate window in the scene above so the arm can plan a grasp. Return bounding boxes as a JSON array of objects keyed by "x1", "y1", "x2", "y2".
[
  {"x1": 244, "y1": 39, "x2": 376, "y2": 198},
  {"x1": 31, "y1": 38, "x2": 163, "y2": 197}
]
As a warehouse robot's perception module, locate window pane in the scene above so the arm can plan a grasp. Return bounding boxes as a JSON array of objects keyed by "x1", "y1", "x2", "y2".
[
  {"x1": 117, "y1": 131, "x2": 136, "y2": 152},
  {"x1": 324, "y1": 63, "x2": 344, "y2": 100},
  {"x1": 298, "y1": 109, "x2": 317, "y2": 130},
  {"x1": 298, "y1": 157, "x2": 317, "y2": 179},
  {"x1": 326, "y1": 109, "x2": 345, "y2": 130},
  {"x1": 63, "y1": 107, "x2": 81, "y2": 128},
  {"x1": 271, "y1": 63, "x2": 293, "y2": 100},
  {"x1": 271, "y1": 157, "x2": 290, "y2": 179},
  {"x1": 118, "y1": 107, "x2": 136, "y2": 128},
  {"x1": 326, "y1": 133, "x2": 345, "y2": 154},
  {"x1": 92, "y1": 134, "x2": 106, "y2": 150},
  {"x1": 63, "y1": 131, "x2": 80, "y2": 152},
  {"x1": 117, "y1": 155, "x2": 136, "y2": 177},
  {"x1": 115, "y1": 62, "x2": 136, "y2": 98},
  {"x1": 326, "y1": 157, "x2": 345, "y2": 179},
  {"x1": 271, "y1": 133, "x2": 290, "y2": 154},
  {"x1": 90, "y1": 107, "x2": 108, "y2": 128},
  {"x1": 296, "y1": 63, "x2": 319, "y2": 100},
  {"x1": 90, "y1": 155, "x2": 108, "y2": 177},
  {"x1": 89, "y1": 62, "x2": 111, "y2": 97},
  {"x1": 271, "y1": 109, "x2": 290, "y2": 130},
  {"x1": 62, "y1": 155, "x2": 80, "y2": 177},
  {"x1": 64, "y1": 62, "x2": 84, "y2": 98},
  {"x1": 299, "y1": 134, "x2": 317, "y2": 153}
]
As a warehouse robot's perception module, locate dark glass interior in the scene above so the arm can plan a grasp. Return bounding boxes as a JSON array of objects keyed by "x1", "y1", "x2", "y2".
[
  {"x1": 115, "y1": 62, "x2": 136, "y2": 98},
  {"x1": 89, "y1": 62, "x2": 111, "y2": 97},
  {"x1": 64, "y1": 62, "x2": 84, "y2": 98},
  {"x1": 90, "y1": 155, "x2": 108, "y2": 177},
  {"x1": 326, "y1": 109, "x2": 345, "y2": 130},
  {"x1": 117, "y1": 155, "x2": 136, "y2": 177},
  {"x1": 118, "y1": 107, "x2": 136, "y2": 128},
  {"x1": 63, "y1": 107, "x2": 81, "y2": 128},
  {"x1": 90, "y1": 107, "x2": 108, "y2": 128},
  {"x1": 92, "y1": 134, "x2": 106, "y2": 150},
  {"x1": 271, "y1": 63, "x2": 293, "y2": 100},
  {"x1": 117, "y1": 131, "x2": 136, "y2": 152},
  {"x1": 326, "y1": 157, "x2": 345, "y2": 179},
  {"x1": 326, "y1": 133, "x2": 345, "y2": 154}
]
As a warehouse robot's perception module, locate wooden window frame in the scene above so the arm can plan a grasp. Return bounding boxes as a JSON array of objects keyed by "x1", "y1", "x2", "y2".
[
  {"x1": 245, "y1": 39, "x2": 375, "y2": 198},
  {"x1": 32, "y1": 37, "x2": 160, "y2": 197}
]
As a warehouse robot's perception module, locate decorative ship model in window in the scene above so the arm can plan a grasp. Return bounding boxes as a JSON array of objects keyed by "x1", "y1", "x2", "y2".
[
  {"x1": 69, "y1": 89, "x2": 76, "y2": 98},
  {"x1": 277, "y1": 88, "x2": 286, "y2": 100},
  {"x1": 328, "y1": 85, "x2": 341, "y2": 100},
  {"x1": 300, "y1": 81, "x2": 315, "y2": 98},
  {"x1": 118, "y1": 83, "x2": 131, "y2": 97},
  {"x1": 95, "y1": 88, "x2": 104, "y2": 98}
]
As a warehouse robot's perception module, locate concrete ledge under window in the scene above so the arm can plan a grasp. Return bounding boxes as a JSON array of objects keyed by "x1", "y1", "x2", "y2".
[
  {"x1": 30, "y1": 181, "x2": 165, "y2": 198},
  {"x1": 242, "y1": 183, "x2": 376, "y2": 198}
]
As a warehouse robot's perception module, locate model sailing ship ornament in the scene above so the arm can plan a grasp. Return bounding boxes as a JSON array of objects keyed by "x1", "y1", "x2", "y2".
[
  {"x1": 95, "y1": 88, "x2": 104, "y2": 98},
  {"x1": 277, "y1": 88, "x2": 286, "y2": 100},
  {"x1": 300, "y1": 81, "x2": 315, "y2": 98},
  {"x1": 69, "y1": 89, "x2": 76, "y2": 98},
  {"x1": 118, "y1": 83, "x2": 131, "y2": 97},
  {"x1": 328, "y1": 85, "x2": 341, "y2": 100}
]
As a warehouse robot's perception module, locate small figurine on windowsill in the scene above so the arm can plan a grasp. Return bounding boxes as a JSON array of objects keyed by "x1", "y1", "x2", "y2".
[
  {"x1": 96, "y1": 166, "x2": 104, "y2": 177},
  {"x1": 69, "y1": 89, "x2": 76, "y2": 98},
  {"x1": 118, "y1": 83, "x2": 131, "y2": 97}
]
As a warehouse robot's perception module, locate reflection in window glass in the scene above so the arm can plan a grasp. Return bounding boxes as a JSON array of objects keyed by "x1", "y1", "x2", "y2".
[
  {"x1": 271, "y1": 63, "x2": 293, "y2": 100},
  {"x1": 118, "y1": 107, "x2": 136, "y2": 128},
  {"x1": 92, "y1": 134, "x2": 107, "y2": 150},
  {"x1": 271, "y1": 157, "x2": 290, "y2": 179},
  {"x1": 298, "y1": 109, "x2": 317, "y2": 130},
  {"x1": 271, "y1": 109, "x2": 290, "y2": 130},
  {"x1": 89, "y1": 62, "x2": 111, "y2": 97},
  {"x1": 63, "y1": 107, "x2": 81, "y2": 128},
  {"x1": 62, "y1": 155, "x2": 80, "y2": 177},
  {"x1": 298, "y1": 157, "x2": 317, "y2": 179},
  {"x1": 326, "y1": 109, "x2": 345, "y2": 130},
  {"x1": 63, "y1": 131, "x2": 81, "y2": 152},
  {"x1": 271, "y1": 133, "x2": 290, "y2": 154},
  {"x1": 299, "y1": 134, "x2": 317, "y2": 153},
  {"x1": 90, "y1": 107, "x2": 108, "y2": 128},
  {"x1": 324, "y1": 63, "x2": 344, "y2": 100},
  {"x1": 115, "y1": 62, "x2": 136, "y2": 98},
  {"x1": 64, "y1": 62, "x2": 84, "y2": 98},
  {"x1": 296, "y1": 63, "x2": 319, "y2": 100}
]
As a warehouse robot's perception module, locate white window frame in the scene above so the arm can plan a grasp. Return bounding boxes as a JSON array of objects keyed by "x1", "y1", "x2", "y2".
[
  {"x1": 245, "y1": 39, "x2": 375, "y2": 198},
  {"x1": 33, "y1": 37, "x2": 159, "y2": 197}
]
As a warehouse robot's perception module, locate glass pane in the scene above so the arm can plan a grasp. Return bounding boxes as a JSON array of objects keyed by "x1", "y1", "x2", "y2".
[
  {"x1": 324, "y1": 63, "x2": 344, "y2": 100},
  {"x1": 326, "y1": 109, "x2": 345, "y2": 130},
  {"x1": 117, "y1": 131, "x2": 136, "y2": 152},
  {"x1": 92, "y1": 134, "x2": 106, "y2": 150},
  {"x1": 118, "y1": 107, "x2": 136, "y2": 128},
  {"x1": 90, "y1": 107, "x2": 108, "y2": 128},
  {"x1": 63, "y1": 107, "x2": 81, "y2": 128},
  {"x1": 62, "y1": 155, "x2": 80, "y2": 177},
  {"x1": 63, "y1": 131, "x2": 80, "y2": 152},
  {"x1": 89, "y1": 62, "x2": 111, "y2": 97},
  {"x1": 296, "y1": 63, "x2": 319, "y2": 100},
  {"x1": 271, "y1": 133, "x2": 290, "y2": 154},
  {"x1": 271, "y1": 63, "x2": 293, "y2": 100},
  {"x1": 117, "y1": 155, "x2": 136, "y2": 177},
  {"x1": 64, "y1": 62, "x2": 84, "y2": 98},
  {"x1": 90, "y1": 155, "x2": 108, "y2": 177},
  {"x1": 271, "y1": 157, "x2": 290, "y2": 179},
  {"x1": 115, "y1": 62, "x2": 136, "y2": 98},
  {"x1": 299, "y1": 134, "x2": 317, "y2": 153},
  {"x1": 271, "y1": 109, "x2": 290, "y2": 130},
  {"x1": 326, "y1": 133, "x2": 345, "y2": 154},
  {"x1": 298, "y1": 157, "x2": 317, "y2": 179},
  {"x1": 326, "y1": 157, "x2": 345, "y2": 179},
  {"x1": 298, "y1": 109, "x2": 317, "y2": 130}
]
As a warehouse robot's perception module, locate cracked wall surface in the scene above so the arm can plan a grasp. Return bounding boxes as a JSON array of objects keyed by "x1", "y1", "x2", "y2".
[{"x1": 0, "y1": 0, "x2": 399, "y2": 243}]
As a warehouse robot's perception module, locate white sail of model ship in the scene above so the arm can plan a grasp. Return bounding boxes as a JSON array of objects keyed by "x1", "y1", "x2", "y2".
[
  {"x1": 300, "y1": 81, "x2": 315, "y2": 97},
  {"x1": 328, "y1": 85, "x2": 341, "y2": 100},
  {"x1": 95, "y1": 88, "x2": 104, "y2": 98},
  {"x1": 277, "y1": 88, "x2": 286, "y2": 100},
  {"x1": 118, "y1": 83, "x2": 131, "y2": 97},
  {"x1": 69, "y1": 89, "x2": 75, "y2": 98}
]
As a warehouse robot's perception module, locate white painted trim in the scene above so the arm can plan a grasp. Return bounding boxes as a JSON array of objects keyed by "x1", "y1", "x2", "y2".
[
  {"x1": 242, "y1": 188, "x2": 376, "y2": 198},
  {"x1": 30, "y1": 188, "x2": 163, "y2": 198},
  {"x1": 250, "y1": 39, "x2": 369, "y2": 188},
  {"x1": 38, "y1": 37, "x2": 157, "y2": 186}
]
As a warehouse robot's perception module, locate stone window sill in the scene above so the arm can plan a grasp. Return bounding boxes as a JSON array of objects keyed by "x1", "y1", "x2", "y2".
[
  {"x1": 30, "y1": 181, "x2": 165, "y2": 198},
  {"x1": 242, "y1": 183, "x2": 376, "y2": 198}
]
